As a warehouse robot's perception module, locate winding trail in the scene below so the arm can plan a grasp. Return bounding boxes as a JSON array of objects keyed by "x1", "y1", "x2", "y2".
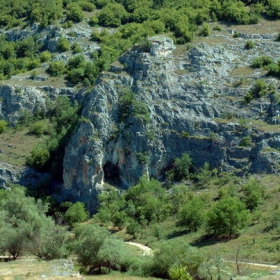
[{"x1": 126, "y1": 242, "x2": 154, "y2": 256}]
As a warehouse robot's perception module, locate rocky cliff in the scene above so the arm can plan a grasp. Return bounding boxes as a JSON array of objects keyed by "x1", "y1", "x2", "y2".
[{"x1": 63, "y1": 32, "x2": 280, "y2": 209}]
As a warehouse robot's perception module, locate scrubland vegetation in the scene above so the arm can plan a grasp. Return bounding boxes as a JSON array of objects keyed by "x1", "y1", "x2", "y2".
[
  {"x1": 1, "y1": 0, "x2": 280, "y2": 85},
  {"x1": 1, "y1": 0, "x2": 280, "y2": 279},
  {"x1": 2, "y1": 154, "x2": 280, "y2": 279}
]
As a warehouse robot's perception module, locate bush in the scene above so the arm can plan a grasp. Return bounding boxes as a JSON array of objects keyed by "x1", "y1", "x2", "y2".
[
  {"x1": 73, "y1": 224, "x2": 129, "y2": 273},
  {"x1": 169, "y1": 265, "x2": 193, "y2": 280},
  {"x1": 66, "y1": 3, "x2": 84, "y2": 22},
  {"x1": 40, "y1": 51, "x2": 52, "y2": 62},
  {"x1": 152, "y1": 241, "x2": 204, "y2": 279},
  {"x1": 47, "y1": 61, "x2": 65, "y2": 76},
  {"x1": 57, "y1": 37, "x2": 70, "y2": 52},
  {"x1": 65, "y1": 202, "x2": 88, "y2": 226},
  {"x1": 199, "y1": 23, "x2": 210, "y2": 37},
  {"x1": 71, "y1": 43, "x2": 83, "y2": 54},
  {"x1": 239, "y1": 136, "x2": 252, "y2": 147},
  {"x1": 169, "y1": 153, "x2": 193, "y2": 181},
  {"x1": 267, "y1": 61, "x2": 280, "y2": 78},
  {"x1": 266, "y1": 0, "x2": 280, "y2": 19},
  {"x1": 251, "y1": 56, "x2": 273, "y2": 68},
  {"x1": 245, "y1": 40, "x2": 254, "y2": 50},
  {"x1": 207, "y1": 197, "x2": 249, "y2": 237},
  {"x1": 177, "y1": 197, "x2": 206, "y2": 232},
  {"x1": 98, "y1": 3, "x2": 128, "y2": 27},
  {"x1": 245, "y1": 79, "x2": 267, "y2": 103},
  {"x1": 0, "y1": 120, "x2": 7, "y2": 133},
  {"x1": 28, "y1": 120, "x2": 49, "y2": 136},
  {"x1": 78, "y1": 1, "x2": 95, "y2": 11},
  {"x1": 241, "y1": 178, "x2": 264, "y2": 211},
  {"x1": 26, "y1": 146, "x2": 50, "y2": 171}
]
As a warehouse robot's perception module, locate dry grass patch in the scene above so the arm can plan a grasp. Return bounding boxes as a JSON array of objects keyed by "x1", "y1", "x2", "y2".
[
  {"x1": 230, "y1": 67, "x2": 255, "y2": 77},
  {"x1": 0, "y1": 127, "x2": 49, "y2": 166},
  {"x1": 216, "y1": 19, "x2": 280, "y2": 35}
]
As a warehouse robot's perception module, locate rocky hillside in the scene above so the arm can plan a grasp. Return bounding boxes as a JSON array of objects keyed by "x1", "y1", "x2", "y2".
[{"x1": 63, "y1": 26, "x2": 280, "y2": 209}]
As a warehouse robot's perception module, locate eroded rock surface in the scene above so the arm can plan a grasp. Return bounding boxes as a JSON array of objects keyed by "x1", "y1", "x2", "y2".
[{"x1": 63, "y1": 34, "x2": 280, "y2": 210}]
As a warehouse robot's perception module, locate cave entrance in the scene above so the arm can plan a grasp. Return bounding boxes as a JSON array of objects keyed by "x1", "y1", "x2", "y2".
[{"x1": 103, "y1": 162, "x2": 122, "y2": 186}]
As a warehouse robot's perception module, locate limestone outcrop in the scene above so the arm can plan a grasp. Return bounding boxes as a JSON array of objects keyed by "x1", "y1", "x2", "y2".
[{"x1": 63, "y1": 34, "x2": 280, "y2": 210}]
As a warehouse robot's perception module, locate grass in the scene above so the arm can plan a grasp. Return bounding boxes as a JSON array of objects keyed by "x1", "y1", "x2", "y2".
[
  {"x1": 0, "y1": 127, "x2": 49, "y2": 166},
  {"x1": 111, "y1": 174, "x2": 280, "y2": 268}
]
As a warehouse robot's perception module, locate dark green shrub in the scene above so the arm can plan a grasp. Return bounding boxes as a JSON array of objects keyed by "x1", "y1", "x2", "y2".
[
  {"x1": 26, "y1": 146, "x2": 50, "y2": 172},
  {"x1": 245, "y1": 40, "x2": 254, "y2": 50},
  {"x1": 67, "y1": 68, "x2": 85, "y2": 84},
  {"x1": 67, "y1": 55, "x2": 85, "y2": 70},
  {"x1": 267, "y1": 61, "x2": 280, "y2": 78},
  {"x1": 28, "y1": 120, "x2": 49, "y2": 136},
  {"x1": 241, "y1": 178, "x2": 264, "y2": 211},
  {"x1": 245, "y1": 79, "x2": 267, "y2": 103},
  {"x1": 233, "y1": 32, "x2": 240, "y2": 38},
  {"x1": 77, "y1": 1, "x2": 95, "y2": 11},
  {"x1": 213, "y1": 25, "x2": 222, "y2": 31},
  {"x1": 71, "y1": 43, "x2": 83, "y2": 54},
  {"x1": 98, "y1": 3, "x2": 128, "y2": 27},
  {"x1": 73, "y1": 224, "x2": 129, "y2": 273},
  {"x1": 221, "y1": 1, "x2": 251, "y2": 24},
  {"x1": 199, "y1": 23, "x2": 210, "y2": 37},
  {"x1": 171, "y1": 153, "x2": 193, "y2": 181},
  {"x1": 152, "y1": 241, "x2": 204, "y2": 279},
  {"x1": 47, "y1": 61, "x2": 65, "y2": 76},
  {"x1": 266, "y1": 0, "x2": 280, "y2": 19},
  {"x1": 136, "y1": 152, "x2": 148, "y2": 164},
  {"x1": 65, "y1": 202, "x2": 88, "y2": 226},
  {"x1": 66, "y1": 3, "x2": 84, "y2": 22},
  {"x1": 251, "y1": 56, "x2": 273, "y2": 68},
  {"x1": 40, "y1": 51, "x2": 52, "y2": 62},
  {"x1": 244, "y1": 92, "x2": 253, "y2": 103},
  {"x1": 239, "y1": 136, "x2": 252, "y2": 147},
  {"x1": 89, "y1": 16, "x2": 99, "y2": 26},
  {"x1": 251, "y1": 79, "x2": 267, "y2": 97},
  {"x1": 57, "y1": 37, "x2": 70, "y2": 52}
]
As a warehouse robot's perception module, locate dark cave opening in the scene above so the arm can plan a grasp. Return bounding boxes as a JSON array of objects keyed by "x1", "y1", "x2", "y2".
[{"x1": 103, "y1": 162, "x2": 122, "y2": 186}]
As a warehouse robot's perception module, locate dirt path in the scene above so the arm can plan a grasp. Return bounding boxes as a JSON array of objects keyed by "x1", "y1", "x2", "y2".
[
  {"x1": 226, "y1": 260, "x2": 279, "y2": 269},
  {"x1": 126, "y1": 242, "x2": 153, "y2": 256}
]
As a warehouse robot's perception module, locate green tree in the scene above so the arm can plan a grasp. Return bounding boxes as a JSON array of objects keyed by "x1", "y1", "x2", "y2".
[
  {"x1": 207, "y1": 197, "x2": 249, "y2": 237},
  {"x1": 65, "y1": 201, "x2": 88, "y2": 226},
  {"x1": 169, "y1": 153, "x2": 193, "y2": 181},
  {"x1": 0, "y1": 186, "x2": 68, "y2": 260},
  {"x1": 241, "y1": 178, "x2": 264, "y2": 211},
  {"x1": 98, "y1": 3, "x2": 128, "y2": 27},
  {"x1": 177, "y1": 197, "x2": 206, "y2": 232},
  {"x1": 125, "y1": 176, "x2": 170, "y2": 224},
  {"x1": 152, "y1": 241, "x2": 204, "y2": 279},
  {"x1": 73, "y1": 223, "x2": 129, "y2": 273},
  {"x1": 66, "y1": 3, "x2": 84, "y2": 22},
  {"x1": 47, "y1": 61, "x2": 65, "y2": 76}
]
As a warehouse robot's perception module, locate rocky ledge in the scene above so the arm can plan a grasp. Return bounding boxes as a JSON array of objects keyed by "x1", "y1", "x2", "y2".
[{"x1": 63, "y1": 33, "x2": 280, "y2": 210}]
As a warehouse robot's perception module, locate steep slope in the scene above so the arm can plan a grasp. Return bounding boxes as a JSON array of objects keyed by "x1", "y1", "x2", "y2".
[{"x1": 63, "y1": 32, "x2": 280, "y2": 209}]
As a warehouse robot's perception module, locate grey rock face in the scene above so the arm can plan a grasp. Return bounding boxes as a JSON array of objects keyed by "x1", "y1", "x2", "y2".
[
  {"x1": 0, "y1": 84, "x2": 79, "y2": 123},
  {"x1": 63, "y1": 34, "x2": 280, "y2": 210}
]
